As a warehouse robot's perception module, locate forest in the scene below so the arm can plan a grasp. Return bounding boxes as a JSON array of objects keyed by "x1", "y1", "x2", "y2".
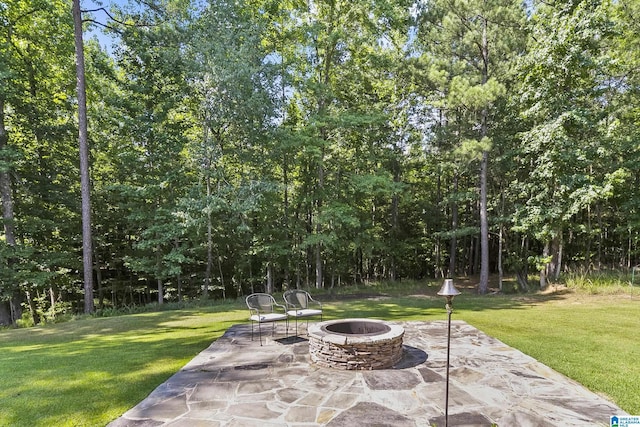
[{"x1": 0, "y1": 0, "x2": 639, "y2": 326}]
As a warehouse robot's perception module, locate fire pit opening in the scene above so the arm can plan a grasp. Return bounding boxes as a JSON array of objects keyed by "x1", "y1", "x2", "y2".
[
  {"x1": 323, "y1": 320, "x2": 391, "y2": 336},
  {"x1": 308, "y1": 318, "x2": 404, "y2": 370}
]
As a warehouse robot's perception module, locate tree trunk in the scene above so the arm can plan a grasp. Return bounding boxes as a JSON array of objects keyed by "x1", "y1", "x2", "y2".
[
  {"x1": 315, "y1": 153, "x2": 324, "y2": 289},
  {"x1": 283, "y1": 153, "x2": 290, "y2": 287},
  {"x1": 266, "y1": 263, "x2": 273, "y2": 294},
  {"x1": 217, "y1": 252, "x2": 226, "y2": 299},
  {"x1": 498, "y1": 190, "x2": 505, "y2": 291},
  {"x1": 356, "y1": 247, "x2": 363, "y2": 285},
  {"x1": 0, "y1": 303, "x2": 13, "y2": 327},
  {"x1": 449, "y1": 173, "x2": 458, "y2": 277},
  {"x1": 72, "y1": 0, "x2": 94, "y2": 313},
  {"x1": 478, "y1": 17, "x2": 490, "y2": 294},
  {"x1": 554, "y1": 234, "x2": 562, "y2": 280},
  {"x1": 203, "y1": 127, "x2": 212, "y2": 299},
  {"x1": 280, "y1": 35, "x2": 292, "y2": 285},
  {"x1": 548, "y1": 232, "x2": 562, "y2": 281},
  {"x1": 157, "y1": 278, "x2": 163, "y2": 304},
  {"x1": 25, "y1": 290, "x2": 40, "y2": 325},
  {"x1": 390, "y1": 159, "x2": 400, "y2": 281},
  {"x1": 313, "y1": 3, "x2": 338, "y2": 290},
  {"x1": 434, "y1": 167, "x2": 442, "y2": 278},
  {"x1": 585, "y1": 203, "x2": 592, "y2": 270},
  {"x1": 0, "y1": 99, "x2": 15, "y2": 247},
  {"x1": 516, "y1": 271, "x2": 529, "y2": 292},
  {"x1": 315, "y1": 243, "x2": 323, "y2": 289},
  {"x1": 156, "y1": 247, "x2": 163, "y2": 304},
  {"x1": 95, "y1": 243, "x2": 104, "y2": 310},
  {"x1": 628, "y1": 228, "x2": 633, "y2": 269},
  {"x1": 0, "y1": 97, "x2": 22, "y2": 325},
  {"x1": 174, "y1": 238, "x2": 183, "y2": 302},
  {"x1": 49, "y1": 287, "x2": 57, "y2": 318},
  {"x1": 540, "y1": 241, "x2": 549, "y2": 289},
  {"x1": 479, "y1": 150, "x2": 489, "y2": 293},
  {"x1": 596, "y1": 203, "x2": 603, "y2": 268},
  {"x1": 519, "y1": 234, "x2": 530, "y2": 291},
  {"x1": 498, "y1": 222, "x2": 503, "y2": 292}
]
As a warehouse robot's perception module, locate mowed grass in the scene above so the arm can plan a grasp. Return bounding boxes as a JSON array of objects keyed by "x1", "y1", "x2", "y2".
[
  {"x1": 1, "y1": 281, "x2": 638, "y2": 426},
  {"x1": 0, "y1": 305, "x2": 247, "y2": 426}
]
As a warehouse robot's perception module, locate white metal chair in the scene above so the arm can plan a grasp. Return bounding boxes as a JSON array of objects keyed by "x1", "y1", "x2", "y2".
[
  {"x1": 246, "y1": 293, "x2": 288, "y2": 345},
  {"x1": 283, "y1": 289, "x2": 323, "y2": 335}
]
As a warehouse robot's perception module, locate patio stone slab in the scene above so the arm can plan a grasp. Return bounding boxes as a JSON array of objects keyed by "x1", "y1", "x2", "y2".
[{"x1": 108, "y1": 320, "x2": 628, "y2": 426}]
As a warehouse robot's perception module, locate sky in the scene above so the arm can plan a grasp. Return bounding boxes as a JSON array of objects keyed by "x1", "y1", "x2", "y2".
[{"x1": 82, "y1": 0, "x2": 142, "y2": 51}]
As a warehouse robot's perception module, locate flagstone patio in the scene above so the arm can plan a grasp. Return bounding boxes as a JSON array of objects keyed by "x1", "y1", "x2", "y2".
[{"x1": 108, "y1": 320, "x2": 626, "y2": 426}]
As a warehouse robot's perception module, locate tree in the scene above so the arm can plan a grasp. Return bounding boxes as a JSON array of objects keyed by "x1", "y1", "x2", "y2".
[
  {"x1": 608, "y1": 0, "x2": 640, "y2": 269},
  {"x1": 415, "y1": 0, "x2": 526, "y2": 292},
  {"x1": 1, "y1": 0, "x2": 84, "y2": 324},
  {"x1": 0, "y1": 2, "x2": 19, "y2": 323},
  {"x1": 110, "y1": 4, "x2": 194, "y2": 304},
  {"x1": 515, "y1": 0, "x2": 618, "y2": 287},
  {"x1": 183, "y1": 0, "x2": 279, "y2": 297},
  {"x1": 265, "y1": 0, "x2": 414, "y2": 288},
  {"x1": 73, "y1": 0, "x2": 94, "y2": 313}
]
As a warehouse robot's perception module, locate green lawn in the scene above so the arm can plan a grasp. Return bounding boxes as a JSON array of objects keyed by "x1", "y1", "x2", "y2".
[
  {"x1": 0, "y1": 305, "x2": 247, "y2": 426},
  {"x1": 1, "y1": 283, "x2": 638, "y2": 426}
]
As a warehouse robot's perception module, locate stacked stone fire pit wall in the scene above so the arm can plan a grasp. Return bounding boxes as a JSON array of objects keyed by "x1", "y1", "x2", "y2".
[{"x1": 308, "y1": 319, "x2": 405, "y2": 370}]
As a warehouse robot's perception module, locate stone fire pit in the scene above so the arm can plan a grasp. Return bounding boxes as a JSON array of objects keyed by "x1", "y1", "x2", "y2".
[{"x1": 308, "y1": 318, "x2": 404, "y2": 370}]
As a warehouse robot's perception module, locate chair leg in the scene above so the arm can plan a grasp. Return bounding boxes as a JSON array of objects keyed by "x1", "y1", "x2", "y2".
[
  {"x1": 250, "y1": 321, "x2": 254, "y2": 341},
  {"x1": 258, "y1": 321, "x2": 263, "y2": 346}
]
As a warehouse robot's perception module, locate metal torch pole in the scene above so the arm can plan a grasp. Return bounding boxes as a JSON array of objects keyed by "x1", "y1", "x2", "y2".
[{"x1": 444, "y1": 297, "x2": 453, "y2": 427}]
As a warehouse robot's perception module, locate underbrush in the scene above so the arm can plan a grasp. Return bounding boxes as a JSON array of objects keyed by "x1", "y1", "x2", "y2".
[
  {"x1": 562, "y1": 269, "x2": 640, "y2": 295},
  {"x1": 323, "y1": 279, "x2": 435, "y2": 297},
  {"x1": 8, "y1": 271, "x2": 638, "y2": 328},
  {"x1": 92, "y1": 297, "x2": 241, "y2": 318}
]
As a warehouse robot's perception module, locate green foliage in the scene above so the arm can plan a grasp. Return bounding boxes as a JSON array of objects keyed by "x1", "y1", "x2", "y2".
[{"x1": 2, "y1": 0, "x2": 640, "y2": 318}]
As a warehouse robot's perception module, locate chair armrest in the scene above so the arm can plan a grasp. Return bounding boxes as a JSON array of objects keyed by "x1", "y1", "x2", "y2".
[
  {"x1": 307, "y1": 294, "x2": 322, "y2": 308},
  {"x1": 283, "y1": 298, "x2": 300, "y2": 310}
]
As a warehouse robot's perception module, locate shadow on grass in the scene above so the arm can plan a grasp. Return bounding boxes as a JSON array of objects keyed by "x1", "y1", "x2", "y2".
[
  {"x1": 0, "y1": 307, "x2": 247, "y2": 426},
  {"x1": 321, "y1": 288, "x2": 569, "y2": 322}
]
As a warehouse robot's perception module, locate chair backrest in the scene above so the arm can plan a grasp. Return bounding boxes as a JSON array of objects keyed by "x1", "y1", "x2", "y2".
[
  {"x1": 283, "y1": 290, "x2": 309, "y2": 309},
  {"x1": 246, "y1": 293, "x2": 277, "y2": 313}
]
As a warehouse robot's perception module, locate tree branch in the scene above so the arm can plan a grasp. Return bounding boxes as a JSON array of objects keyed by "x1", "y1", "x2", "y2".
[
  {"x1": 83, "y1": 18, "x2": 123, "y2": 34},
  {"x1": 81, "y1": 6, "x2": 158, "y2": 29},
  {"x1": 80, "y1": 6, "x2": 128, "y2": 27},
  {"x1": 138, "y1": 0, "x2": 165, "y2": 15}
]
